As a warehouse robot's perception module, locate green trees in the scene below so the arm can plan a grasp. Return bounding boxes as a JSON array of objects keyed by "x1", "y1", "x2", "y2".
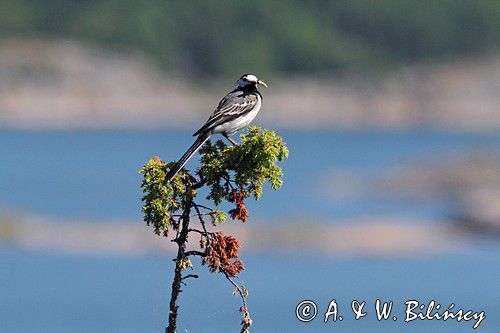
[
  {"x1": 2, "y1": 1, "x2": 500, "y2": 77},
  {"x1": 140, "y1": 127, "x2": 288, "y2": 332}
]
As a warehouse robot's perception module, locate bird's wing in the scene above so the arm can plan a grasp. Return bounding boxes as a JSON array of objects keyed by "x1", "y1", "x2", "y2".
[{"x1": 193, "y1": 91, "x2": 259, "y2": 136}]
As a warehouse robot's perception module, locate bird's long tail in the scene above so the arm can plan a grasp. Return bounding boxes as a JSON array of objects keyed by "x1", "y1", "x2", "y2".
[{"x1": 166, "y1": 132, "x2": 212, "y2": 180}]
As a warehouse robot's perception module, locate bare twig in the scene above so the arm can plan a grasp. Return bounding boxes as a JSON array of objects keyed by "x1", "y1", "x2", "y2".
[
  {"x1": 223, "y1": 272, "x2": 252, "y2": 333},
  {"x1": 187, "y1": 228, "x2": 207, "y2": 236},
  {"x1": 180, "y1": 274, "x2": 199, "y2": 285},
  {"x1": 193, "y1": 203, "x2": 209, "y2": 234},
  {"x1": 193, "y1": 203, "x2": 212, "y2": 211},
  {"x1": 192, "y1": 176, "x2": 207, "y2": 190},
  {"x1": 184, "y1": 250, "x2": 205, "y2": 257}
]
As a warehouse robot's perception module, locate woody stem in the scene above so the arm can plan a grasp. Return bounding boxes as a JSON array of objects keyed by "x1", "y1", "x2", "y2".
[{"x1": 166, "y1": 197, "x2": 192, "y2": 333}]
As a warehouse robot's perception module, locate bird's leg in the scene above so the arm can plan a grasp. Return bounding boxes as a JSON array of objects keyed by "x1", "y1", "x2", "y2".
[{"x1": 223, "y1": 133, "x2": 238, "y2": 146}]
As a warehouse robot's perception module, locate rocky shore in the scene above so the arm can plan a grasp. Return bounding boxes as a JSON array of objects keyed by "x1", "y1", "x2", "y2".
[
  {"x1": 323, "y1": 152, "x2": 500, "y2": 235},
  {"x1": 1, "y1": 38, "x2": 499, "y2": 131}
]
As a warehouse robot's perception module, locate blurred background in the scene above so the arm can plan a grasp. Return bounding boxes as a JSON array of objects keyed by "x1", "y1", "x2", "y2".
[{"x1": 1, "y1": 1, "x2": 499, "y2": 332}]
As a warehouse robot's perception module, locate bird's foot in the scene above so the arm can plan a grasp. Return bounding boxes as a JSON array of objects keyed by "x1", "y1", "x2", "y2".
[{"x1": 223, "y1": 134, "x2": 238, "y2": 146}]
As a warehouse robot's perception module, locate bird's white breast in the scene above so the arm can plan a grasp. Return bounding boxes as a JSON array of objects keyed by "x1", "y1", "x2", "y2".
[{"x1": 213, "y1": 96, "x2": 261, "y2": 135}]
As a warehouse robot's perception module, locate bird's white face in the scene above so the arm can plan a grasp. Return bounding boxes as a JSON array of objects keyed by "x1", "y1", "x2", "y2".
[{"x1": 236, "y1": 74, "x2": 267, "y2": 89}]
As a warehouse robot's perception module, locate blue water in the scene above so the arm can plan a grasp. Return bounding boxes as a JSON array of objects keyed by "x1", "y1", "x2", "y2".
[
  {"x1": 1, "y1": 129, "x2": 500, "y2": 332},
  {"x1": 1, "y1": 129, "x2": 499, "y2": 221},
  {"x1": 1, "y1": 247, "x2": 499, "y2": 333}
]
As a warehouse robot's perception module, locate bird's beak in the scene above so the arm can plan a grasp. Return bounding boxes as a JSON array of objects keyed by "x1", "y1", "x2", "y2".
[{"x1": 257, "y1": 80, "x2": 268, "y2": 88}]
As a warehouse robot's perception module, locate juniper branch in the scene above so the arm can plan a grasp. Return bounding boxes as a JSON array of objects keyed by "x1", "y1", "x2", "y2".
[{"x1": 140, "y1": 127, "x2": 288, "y2": 332}]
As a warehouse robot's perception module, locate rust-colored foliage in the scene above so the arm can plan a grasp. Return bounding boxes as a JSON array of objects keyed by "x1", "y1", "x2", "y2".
[
  {"x1": 228, "y1": 189, "x2": 249, "y2": 222},
  {"x1": 203, "y1": 232, "x2": 245, "y2": 277}
]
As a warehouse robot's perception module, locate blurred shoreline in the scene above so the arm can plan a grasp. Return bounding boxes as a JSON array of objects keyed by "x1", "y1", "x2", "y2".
[
  {"x1": 0, "y1": 213, "x2": 483, "y2": 257},
  {"x1": 1, "y1": 38, "x2": 499, "y2": 131}
]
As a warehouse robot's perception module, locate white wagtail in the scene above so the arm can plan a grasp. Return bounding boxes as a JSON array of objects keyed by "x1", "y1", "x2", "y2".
[{"x1": 166, "y1": 74, "x2": 268, "y2": 180}]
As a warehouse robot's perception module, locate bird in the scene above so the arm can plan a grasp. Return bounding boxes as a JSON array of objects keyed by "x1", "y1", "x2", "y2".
[{"x1": 166, "y1": 73, "x2": 267, "y2": 180}]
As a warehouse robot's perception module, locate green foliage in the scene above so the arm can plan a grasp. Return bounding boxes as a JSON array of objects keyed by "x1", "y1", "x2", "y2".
[
  {"x1": 139, "y1": 128, "x2": 288, "y2": 235},
  {"x1": 209, "y1": 210, "x2": 227, "y2": 226},
  {"x1": 200, "y1": 127, "x2": 288, "y2": 204},
  {"x1": 139, "y1": 156, "x2": 189, "y2": 236},
  {"x1": 2, "y1": 0, "x2": 500, "y2": 77}
]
